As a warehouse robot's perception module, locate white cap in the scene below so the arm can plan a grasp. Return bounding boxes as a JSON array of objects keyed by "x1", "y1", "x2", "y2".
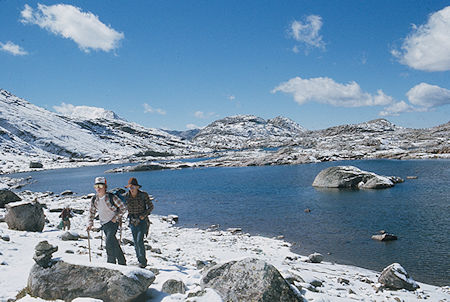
[{"x1": 94, "y1": 177, "x2": 106, "y2": 185}]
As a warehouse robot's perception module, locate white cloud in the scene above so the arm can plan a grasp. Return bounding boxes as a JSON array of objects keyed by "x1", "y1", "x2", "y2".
[
  {"x1": 20, "y1": 4, "x2": 124, "y2": 53},
  {"x1": 53, "y1": 103, "x2": 119, "y2": 120},
  {"x1": 0, "y1": 41, "x2": 28, "y2": 56},
  {"x1": 392, "y1": 6, "x2": 450, "y2": 71},
  {"x1": 194, "y1": 111, "x2": 215, "y2": 119},
  {"x1": 143, "y1": 103, "x2": 166, "y2": 115},
  {"x1": 272, "y1": 76, "x2": 394, "y2": 107},
  {"x1": 228, "y1": 95, "x2": 236, "y2": 101},
  {"x1": 406, "y1": 82, "x2": 450, "y2": 108},
  {"x1": 379, "y1": 83, "x2": 450, "y2": 116},
  {"x1": 379, "y1": 101, "x2": 416, "y2": 116},
  {"x1": 289, "y1": 15, "x2": 325, "y2": 50}
]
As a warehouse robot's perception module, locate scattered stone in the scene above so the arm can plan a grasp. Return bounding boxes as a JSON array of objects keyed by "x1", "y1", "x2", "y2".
[
  {"x1": 304, "y1": 208, "x2": 311, "y2": 213},
  {"x1": 167, "y1": 214, "x2": 179, "y2": 224},
  {"x1": 310, "y1": 279, "x2": 323, "y2": 287},
  {"x1": 151, "y1": 247, "x2": 162, "y2": 254},
  {"x1": 60, "y1": 231, "x2": 80, "y2": 241},
  {"x1": 1, "y1": 235, "x2": 10, "y2": 242},
  {"x1": 161, "y1": 279, "x2": 187, "y2": 294},
  {"x1": 5, "y1": 200, "x2": 45, "y2": 232},
  {"x1": 308, "y1": 252, "x2": 324, "y2": 263},
  {"x1": 122, "y1": 238, "x2": 134, "y2": 246},
  {"x1": 338, "y1": 277, "x2": 350, "y2": 285},
  {"x1": 227, "y1": 227, "x2": 242, "y2": 234},
  {"x1": 371, "y1": 232, "x2": 398, "y2": 241},
  {"x1": 378, "y1": 263, "x2": 419, "y2": 291},
  {"x1": 187, "y1": 289, "x2": 207, "y2": 298},
  {"x1": 65, "y1": 250, "x2": 75, "y2": 254},
  {"x1": 61, "y1": 190, "x2": 74, "y2": 196},
  {"x1": 29, "y1": 162, "x2": 43, "y2": 169},
  {"x1": 202, "y1": 258, "x2": 303, "y2": 301},
  {"x1": 0, "y1": 189, "x2": 21, "y2": 208},
  {"x1": 33, "y1": 241, "x2": 58, "y2": 268},
  {"x1": 28, "y1": 260, "x2": 155, "y2": 301}
]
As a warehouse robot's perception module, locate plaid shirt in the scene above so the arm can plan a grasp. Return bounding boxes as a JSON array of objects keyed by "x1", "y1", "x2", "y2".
[
  {"x1": 125, "y1": 190, "x2": 154, "y2": 218},
  {"x1": 88, "y1": 193, "x2": 127, "y2": 227}
]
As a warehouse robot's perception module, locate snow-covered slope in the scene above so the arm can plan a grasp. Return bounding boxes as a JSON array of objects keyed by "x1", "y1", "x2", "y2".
[
  {"x1": 192, "y1": 115, "x2": 306, "y2": 149},
  {"x1": 0, "y1": 89, "x2": 205, "y2": 173}
]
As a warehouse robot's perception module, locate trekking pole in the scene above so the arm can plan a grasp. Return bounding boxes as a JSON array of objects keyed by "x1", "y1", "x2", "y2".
[
  {"x1": 100, "y1": 230, "x2": 103, "y2": 250},
  {"x1": 87, "y1": 229, "x2": 92, "y2": 262}
]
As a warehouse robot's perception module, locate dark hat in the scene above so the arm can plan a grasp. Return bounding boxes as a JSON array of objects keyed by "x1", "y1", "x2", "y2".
[{"x1": 125, "y1": 177, "x2": 141, "y2": 188}]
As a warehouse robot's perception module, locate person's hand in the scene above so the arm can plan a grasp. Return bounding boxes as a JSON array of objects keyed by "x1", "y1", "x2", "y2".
[{"x1": 139, "y1": 215, "x2": 145, "y2": 220}]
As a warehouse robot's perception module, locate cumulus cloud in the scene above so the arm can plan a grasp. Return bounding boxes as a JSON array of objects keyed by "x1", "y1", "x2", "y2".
[
  {"x1": 406, "y1": 82, "x2": 450, "y2": 108},
  {"x1": 289, "y1": 15, "x2": 325, "y2": 51},
  {"x1": 379, "y1": 83, "x2": 450, "y2": 116},
  {"x1": 0, "y1": 41, "x2": 28, "y2": 56},
  {"x1": 143, "y1": 103, "x2": 166, "y2": 115},
  {"x1": 392, "y1": 6, "x2": 450, "y2": 71},
  {"x1": 53, "y1": 103, "x2": 120, "y2": 120},
  {"x1": 272, "y1": 76, "x2": 394, "y2": 107},
  {"x1": 20, "y1": 4, "x2": 124, "y2": 53}
]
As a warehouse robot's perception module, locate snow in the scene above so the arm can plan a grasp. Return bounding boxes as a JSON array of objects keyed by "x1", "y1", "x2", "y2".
[{"x1": 1, "y1": 191, "x2": 449, "y2": 302}]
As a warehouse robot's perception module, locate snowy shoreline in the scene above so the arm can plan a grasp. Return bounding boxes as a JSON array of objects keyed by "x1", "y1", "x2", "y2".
[{"x1": 0, "y1": 191, "x2": 449, "y2": 301}]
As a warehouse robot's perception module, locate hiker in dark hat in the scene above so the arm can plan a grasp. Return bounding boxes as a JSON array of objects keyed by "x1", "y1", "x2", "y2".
[
  {"x1": 124, "y1": 177, "x2": 154, "y2": 268},
  {"x1": 87, "y1": 176, "x2": 127, "y2": 265}
]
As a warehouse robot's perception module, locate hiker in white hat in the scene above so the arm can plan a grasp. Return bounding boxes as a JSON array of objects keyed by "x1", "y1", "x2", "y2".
[{"x1": 87, "y1": 176, "x2": 127, "y2": 265}]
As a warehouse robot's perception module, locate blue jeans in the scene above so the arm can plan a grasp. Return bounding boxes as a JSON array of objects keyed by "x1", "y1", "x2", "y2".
[
  {"x1": 102, "y1": 221, "x2": 126, "y2": 265},
  {"x1": 130, "y1": 219, "x2": 148, "y2": 266}
]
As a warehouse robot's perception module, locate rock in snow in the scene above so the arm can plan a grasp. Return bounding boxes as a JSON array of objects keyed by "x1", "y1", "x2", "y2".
[
  {"x1": 202, "y1": 258, "x2": 302, "y2": 301},
  {"x1": 5, "y1": 200, "x2": 45, "y2": 232},
  {"x1": 378, "y1": 263, "x2": 420, "y2": 291}
]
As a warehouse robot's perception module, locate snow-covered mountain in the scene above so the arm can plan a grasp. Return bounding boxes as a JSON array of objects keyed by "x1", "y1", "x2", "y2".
[
  {"x1": 0, "y1": 89, "x2": 205, "y2": 173},
  {"x1": 192, "y1": 115, "x2": 306, "y2": 149}
]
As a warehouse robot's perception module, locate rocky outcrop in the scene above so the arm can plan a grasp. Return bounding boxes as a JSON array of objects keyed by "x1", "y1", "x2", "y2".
[
  {"x1": 5, "y1": 200, "x2": 45, "y2": 232},
  {"x1": 202, "y1": 258, "x2": 302, "y2": 301},
  {"x1": 312, "y1": 166, "x2": 402, "y2": 189},
  {"x1": 308, "y1": 253, "x2": 324, "y2": 263},
  {"x1": 0, "y1": 189, "x2": 21, "y2": 208},
  {"x1": 378, "y1": 263, "x2": 419, "y2": 291},
  {"x1": 28, "y1": 241, "x2": 156, "y2": 302}
]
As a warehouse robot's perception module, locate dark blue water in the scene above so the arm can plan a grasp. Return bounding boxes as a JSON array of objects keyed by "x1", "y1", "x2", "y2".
[{"x1": 9, "y1": 159, "x2": 450, "y2": 286}]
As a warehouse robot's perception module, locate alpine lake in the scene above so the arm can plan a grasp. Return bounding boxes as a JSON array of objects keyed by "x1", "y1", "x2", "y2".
[{"x1": 9, "y1": 159, "x2": 450, "y2": 286}]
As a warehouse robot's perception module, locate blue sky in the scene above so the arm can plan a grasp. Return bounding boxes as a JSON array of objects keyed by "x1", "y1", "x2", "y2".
[{"x1": 1, "y1": 1, "x2": 449, "y2": 130}]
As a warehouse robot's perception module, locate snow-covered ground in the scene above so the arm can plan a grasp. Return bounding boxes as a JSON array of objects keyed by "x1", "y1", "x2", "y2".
[{"x1": 0, "y1": 190, "x2": 448, "y2": 301}]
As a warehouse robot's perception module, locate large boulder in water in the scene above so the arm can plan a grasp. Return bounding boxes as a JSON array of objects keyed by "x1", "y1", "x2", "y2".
[
  {"x1": 202, "y1": 258, "x2": 302, "y2": 301},
  {"x1": 312, "y1": 166, "x2": 402, "y2": 189},
  {"x1": 0, "y1": 189, "x2": 21, "y2": 208},
  {"x1": 28, "y1": 260, "x2": 155, "y2": 301},
  {"x1": 378, "y1": 263, "x2": 419, "y2": 291},
  {"x1": 5, "y1": 199, "x2": 45, "y2": 232}
]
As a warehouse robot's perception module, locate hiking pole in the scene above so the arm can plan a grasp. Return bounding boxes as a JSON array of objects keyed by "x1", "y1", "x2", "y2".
[
  {"x1": 100, "y1": 230, "x2": 103, "y2": 250},
  {"x1": 87, "y1": 229, "x2": 92, "y2": 262}
]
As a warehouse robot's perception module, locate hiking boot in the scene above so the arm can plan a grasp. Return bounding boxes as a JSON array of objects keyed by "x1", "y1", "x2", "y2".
[{"x1": 139, "y1": 263, "x2": 147, "y2": 268}]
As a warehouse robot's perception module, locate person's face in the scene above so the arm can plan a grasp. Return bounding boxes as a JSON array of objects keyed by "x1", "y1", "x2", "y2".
[
  {"x1": 94, "y1": 184, "x2": 106, "y2": 194},
  {"x1": 129, "y1": 185, "x2": 138, "y2": 195}
]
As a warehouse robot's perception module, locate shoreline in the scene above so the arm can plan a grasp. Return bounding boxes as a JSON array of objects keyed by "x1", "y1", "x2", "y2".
[{"x1": 0, "y1": 191, "x2": 449, "y2": 301}]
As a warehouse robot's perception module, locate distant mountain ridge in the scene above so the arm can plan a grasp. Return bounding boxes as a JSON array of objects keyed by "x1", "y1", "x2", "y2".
[
  {"x1": 192, "y1": 114, "x2": 306, "y2": 149},
  {"x1": 1, "y1": 88, "x2": 448, "y2": 174}
]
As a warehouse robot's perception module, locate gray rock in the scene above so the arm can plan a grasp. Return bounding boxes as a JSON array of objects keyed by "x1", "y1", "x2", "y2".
[
  {"x1": 161, "y1": 279, "x2": 187, "y2": 294},
  {"x1": 5, "y1": 200, "x2": 45, "y2": 232},
  {"x1": 371, "y1": 233, "x2": 398, "y2": 241},
  {"x1": 202, "y1": 257, "x2": 302, "y2": 301},
  {"x1": 308, "y1": 252, "x2": 324, "y2": 263},
  {"x1": 60, "y1": 231, "x2": 80, "y2": 241},
  {"x1": 28, "y1": 260, "x2": 155, "y2": 302},
  {"x1": 378, "y1": 263, "x2": 419, "y2": 291},
  {"x1": 33, "y1": 241, "x2": 58, "y2": 268},
  {"x1": 312, "y1": 166, "x2": 399, "y2": 190},
  {"x1": 29, "y1": 162, "x2": 43, "y2": 169},
  {"x1": 0, "y1": 189, "x2": 21, "y2": 208},
  {"x1": 60, "y1": 190, "x2": 74, "y2": 196}
]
